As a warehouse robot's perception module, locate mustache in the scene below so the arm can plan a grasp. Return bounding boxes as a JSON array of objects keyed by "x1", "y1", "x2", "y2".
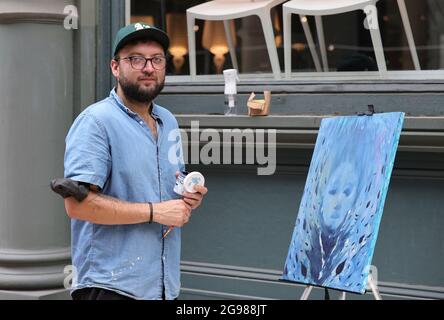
[
  {"x1": 138, "y1": 76, "x2": 156, "y2": 81},
  {"x1": 139, "y1": 70, "x2": 155, "y2": 77},
  {"x1": 138, "y1": 72, "x2": 156, "y2": 81}
]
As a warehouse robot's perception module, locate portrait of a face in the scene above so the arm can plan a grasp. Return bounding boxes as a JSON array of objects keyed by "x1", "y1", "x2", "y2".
[{"x1": 321, "y1": 161, "x2": 359, "y2": 231}]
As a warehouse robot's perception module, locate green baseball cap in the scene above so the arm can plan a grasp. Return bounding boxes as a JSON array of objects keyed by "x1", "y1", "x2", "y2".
[{"x1": 113, "y1": 22, "x2": 170, "y2": 57}]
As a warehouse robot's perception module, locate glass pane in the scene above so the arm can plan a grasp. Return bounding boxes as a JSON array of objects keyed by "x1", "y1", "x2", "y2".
[{"x1": 130, "y1": 0, "x2": 444, "y2": 77}]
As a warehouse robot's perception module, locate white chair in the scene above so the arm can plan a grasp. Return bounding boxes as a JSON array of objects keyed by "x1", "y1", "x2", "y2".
[
  {"x1": 186, "y1": 0, "x2": 287, "y2": 80},
  {"x1": 283, "y1": 0, "x2": 420, "y2": 78},
  {"x1": 395, "y1": 0, "x2": 420, "y2": 70}
]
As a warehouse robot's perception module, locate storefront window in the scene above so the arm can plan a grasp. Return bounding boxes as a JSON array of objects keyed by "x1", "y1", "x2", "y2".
[{"x1": 130, "y1": 0, "x2": 444, "y2": 79}]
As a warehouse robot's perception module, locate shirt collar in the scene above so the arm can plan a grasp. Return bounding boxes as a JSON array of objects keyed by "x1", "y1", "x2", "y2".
[{"x1": 110, "y1": 88, "x2": 161, "y2": 122}]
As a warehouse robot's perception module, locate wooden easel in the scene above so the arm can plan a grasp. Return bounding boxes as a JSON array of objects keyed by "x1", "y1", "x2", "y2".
[{"x1": 300, "y1": 274, "x2": 382, "y2": 300}]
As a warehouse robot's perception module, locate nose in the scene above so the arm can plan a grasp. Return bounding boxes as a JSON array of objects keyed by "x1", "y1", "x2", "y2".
[{"x1": 142, "y1": 60, "x2": 155, "y2": 73}]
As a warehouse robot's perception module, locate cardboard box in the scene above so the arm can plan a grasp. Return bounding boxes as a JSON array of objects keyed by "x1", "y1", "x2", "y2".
[{"x1": 247, "y1": 91, "x2": 271, "y2": 116}]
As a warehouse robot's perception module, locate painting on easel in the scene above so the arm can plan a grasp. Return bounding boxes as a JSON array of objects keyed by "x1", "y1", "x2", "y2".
[{"x1": 282, "y1": 112, "x2": 404, "y2": 294}]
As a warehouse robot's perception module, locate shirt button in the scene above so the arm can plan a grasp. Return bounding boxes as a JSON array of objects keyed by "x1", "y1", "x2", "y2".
[
  {"x1": 162, "y1": 256, "x2": 165, "y2": 261},
  {"x1": 139, "y1": 121, "x2": 143, "y2": 125}
]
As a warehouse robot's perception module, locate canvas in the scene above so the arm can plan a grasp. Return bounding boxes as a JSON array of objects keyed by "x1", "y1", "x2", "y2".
[{"x1": 282, "y1": 112, "x2": 404, "y2": 294}]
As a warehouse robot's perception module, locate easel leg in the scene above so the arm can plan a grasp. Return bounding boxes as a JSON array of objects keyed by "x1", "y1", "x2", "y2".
[
  {"x1": 299, "y1": 279, "x2": 381, "y2": 300},
  {"x1": 368, "y1": 274, "x2": 382, "y2": 300},
  {"x1": 300, "y1": 286, "x2": 313, "y2": 300}
]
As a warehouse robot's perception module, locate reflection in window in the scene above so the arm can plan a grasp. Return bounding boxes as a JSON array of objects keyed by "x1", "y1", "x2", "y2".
[
  {"x1": 166, "y1": 13, "x2": 188, "y2": 74},
  {"x1": 130, "y1": 0, "x2": 444, "y2": 76},
  {"x1": 202, "y1": 20, "x2": 237, "y2": 74}
]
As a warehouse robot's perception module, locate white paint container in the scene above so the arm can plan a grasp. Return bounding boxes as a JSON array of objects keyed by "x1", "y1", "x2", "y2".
[{"x1": 173, "y1": 171, "x2": 205, "y2": 195}]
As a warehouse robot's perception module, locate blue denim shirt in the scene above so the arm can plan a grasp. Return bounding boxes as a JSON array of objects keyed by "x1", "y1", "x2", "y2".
[{"x1": 64, "y1": 89, "x2": 185, "y2": 300}]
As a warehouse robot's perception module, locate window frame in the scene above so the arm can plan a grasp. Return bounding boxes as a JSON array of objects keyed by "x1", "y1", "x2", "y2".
[{"x1": 126, "y1": 1, "x2": 444, "y2": 84}]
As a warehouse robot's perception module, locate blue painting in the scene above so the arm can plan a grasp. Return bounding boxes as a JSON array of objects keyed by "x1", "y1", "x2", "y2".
[{"x1": 282, "y1": 112, "x2": 404, "y2": 294}]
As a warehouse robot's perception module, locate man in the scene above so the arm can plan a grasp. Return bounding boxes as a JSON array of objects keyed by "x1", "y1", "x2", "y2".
[{"x1": 64, "y1": 23, "x2": 208, "y2": 300}]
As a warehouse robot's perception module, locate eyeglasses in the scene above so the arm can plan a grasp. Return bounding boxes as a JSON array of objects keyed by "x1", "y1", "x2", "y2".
[{"x1": 117, "y1": 55, "x2": 167, "y2": 70}]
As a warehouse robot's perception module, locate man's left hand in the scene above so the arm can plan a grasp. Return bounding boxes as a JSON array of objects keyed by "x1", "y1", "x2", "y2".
[{"x1": 183, "y1": 185, "x2": 208, "y2": 210}]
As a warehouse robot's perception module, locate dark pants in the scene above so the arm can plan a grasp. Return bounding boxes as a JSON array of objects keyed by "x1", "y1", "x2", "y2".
[{"x1": 71, "y1": 287, "x2": 134, "y2": 300}]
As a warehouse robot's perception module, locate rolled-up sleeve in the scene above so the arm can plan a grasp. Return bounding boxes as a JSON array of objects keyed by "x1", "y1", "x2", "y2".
[{"x1": 64, "y1": 113, "x2": 111, "y2": 189}]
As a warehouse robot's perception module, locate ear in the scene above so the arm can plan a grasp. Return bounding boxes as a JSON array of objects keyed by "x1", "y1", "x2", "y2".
[{"x1": 110, "y1": 59, "x2": 119, "y2": 78}]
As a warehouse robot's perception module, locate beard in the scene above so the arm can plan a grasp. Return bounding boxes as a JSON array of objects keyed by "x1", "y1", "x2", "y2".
[{"x1": 118, "y1": 72, "x2": 165, "y2": 103}]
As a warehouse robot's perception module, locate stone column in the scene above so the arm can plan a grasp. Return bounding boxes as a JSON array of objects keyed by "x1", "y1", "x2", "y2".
[{"x1": 0, "y1": 0, "x2": 74, "y2": 299}]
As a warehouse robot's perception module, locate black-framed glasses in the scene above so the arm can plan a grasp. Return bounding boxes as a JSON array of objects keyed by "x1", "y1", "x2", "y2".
[{"x1": 118, "y1": 55, "x2": 167, "y2": 70}]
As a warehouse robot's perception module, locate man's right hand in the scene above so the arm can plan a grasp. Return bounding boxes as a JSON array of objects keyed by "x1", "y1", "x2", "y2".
[{"x1": 152, "y1": 200, "x2": 192, "y2": 227}]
